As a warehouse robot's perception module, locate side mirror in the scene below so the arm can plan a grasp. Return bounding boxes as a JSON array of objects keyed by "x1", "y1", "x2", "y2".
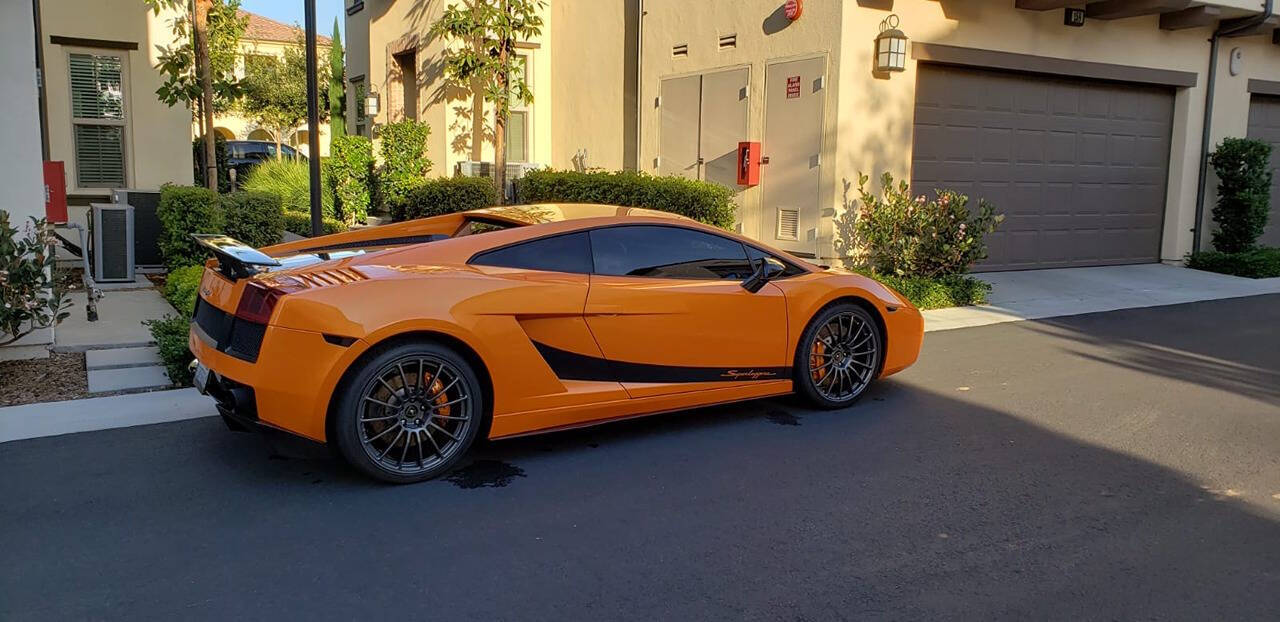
[{"x1": 741, "y1": 257, "x2": 785, "y2": 293}]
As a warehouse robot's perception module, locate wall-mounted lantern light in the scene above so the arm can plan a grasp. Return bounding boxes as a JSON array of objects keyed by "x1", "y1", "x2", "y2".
[
  {"x1": 364, "y1": 91, "x2": 380, "y2": 117},
  {"x1": 874, "y1": 14, "x2": 908, "y2": 73}
]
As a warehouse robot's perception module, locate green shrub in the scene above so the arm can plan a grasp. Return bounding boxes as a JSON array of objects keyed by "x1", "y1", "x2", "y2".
[
  {"x1": 157, "y1": 185, "x2": 225, "y2": 270},
  {"x1": 1, "y1": 212, "x2": 71, "y2": 346},
  {"x1": 389, "y1": 176, "x2": 498, "y2": 221},
  {"x1": 192, "y1": 135, "x2": 230, "y2": 193},
  {"x1": 327, "y1": 134, "x2": 374, "y2": 225},
  {"x1": 283, "y1": 211, "x2": 348, "y2": 237},
  {"x1": 163, "y1": 264, "x2": 205, "y2": 316},
  {"x1": 242, "y1": 158, "x2": 335, "y2": 217},
  {"x1": 1208, "y1": 137, "x2": 1273, "y2": 253},
  {"x1": 514, "y1": 169, "x2": 737, "y2": 229},
  {"x1": 1186, "y1": 247, "x2": 1280, "y2": 279},
  {"x1": 852, "y1": 172, "x2": 1003, "y2": 278},
  {"x1": 222, "y1": 191, "x2": 284, "y2": 248},
  {"x1": 852, "y1": 267, "x2": 991, "y2": 310},
  {"x1": 377, "y1": 119, "x2": 432, "y2": 212},
  {"x1": 144, "y1": 315, "x2": 193, "y2": 386}
]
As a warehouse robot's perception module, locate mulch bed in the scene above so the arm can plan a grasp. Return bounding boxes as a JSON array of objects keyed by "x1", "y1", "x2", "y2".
[{"x1": 0, "y1": 352, "x2": 90, "y2": 407}]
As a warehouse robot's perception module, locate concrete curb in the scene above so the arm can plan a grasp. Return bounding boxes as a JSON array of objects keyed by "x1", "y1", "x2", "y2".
[{"x1": 0, "y1": 388, "x2": 214, "y2": 444}]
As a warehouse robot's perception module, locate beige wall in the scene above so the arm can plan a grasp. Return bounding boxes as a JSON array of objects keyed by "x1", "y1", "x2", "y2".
[
  {"x1": 638, "y1": 0, "x2": 1279, "y2": 260},
  {"x1": 41, "y1": 0, "x2": 194, "y2": 201},
  {"x1": 2, "y1": 0, "x2": 53, "y2": 355},
  {"x1": 345, "y1": 0, "x2": 371, "y2": 137},
  {"x1": 550, "y1": 0, "x2": 637, "y2": 171}
]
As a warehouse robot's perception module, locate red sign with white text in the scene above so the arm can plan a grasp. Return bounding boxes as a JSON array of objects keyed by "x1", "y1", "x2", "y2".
[{"x1": 786, "y1": 76, "x2": 801, "y2": 99}]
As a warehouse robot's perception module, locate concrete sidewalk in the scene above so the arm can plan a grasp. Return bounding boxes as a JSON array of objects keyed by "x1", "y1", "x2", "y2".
[
  {"x1": 0, "y1": 388, "x2": 212, "y2": 443},
  {"x1": 923, "y1": 263, "x2": 1280, "y2": 332}
]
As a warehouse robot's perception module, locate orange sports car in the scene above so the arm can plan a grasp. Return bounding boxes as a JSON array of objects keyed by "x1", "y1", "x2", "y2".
[{"x1": 189, "y1": 204, "x2": 923, "y2": 483}]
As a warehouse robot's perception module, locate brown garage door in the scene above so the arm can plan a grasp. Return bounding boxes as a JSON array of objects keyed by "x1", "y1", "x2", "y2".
[
  {"x1": 1247, "y1": 94, "x2": 1280, "y2": 247},
  {"x1": 912, "y1": 65, "x2": 1174, "y2": 270}
]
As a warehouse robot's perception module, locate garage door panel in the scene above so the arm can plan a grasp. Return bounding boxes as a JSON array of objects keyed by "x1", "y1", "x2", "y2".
[
  {"x1": 1246, "y1": 94, "x2": 1280, "y2": 247},
  {"x1": 912, "y1": 64, "x2": 1173, "y2": 270}
]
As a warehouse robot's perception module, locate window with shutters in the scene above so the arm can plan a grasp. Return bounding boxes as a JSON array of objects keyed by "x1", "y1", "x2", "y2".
[
  {"x1": 505, "y1": 54, "x2": 531, "y2": 163},
  {"x1": 69, "y1": 52, "x2": 127, "y2": 188}
]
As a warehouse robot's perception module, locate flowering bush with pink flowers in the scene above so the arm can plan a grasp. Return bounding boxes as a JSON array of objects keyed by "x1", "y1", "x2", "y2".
[
  {"x1": 853, "y1": 172, "x2": 1003, "y2": 278},
  {"x1": 1, "y1": 210, "x2": 71, "y2": 346}
]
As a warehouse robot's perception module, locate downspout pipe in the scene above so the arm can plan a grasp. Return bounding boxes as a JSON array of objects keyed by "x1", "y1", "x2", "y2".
[
  {"x1": 1193, "y1": 0, "x2": 1273, "y2": 253},
  {"x1": 635, "y1": 0, "x2": 644, "y2": 172}
]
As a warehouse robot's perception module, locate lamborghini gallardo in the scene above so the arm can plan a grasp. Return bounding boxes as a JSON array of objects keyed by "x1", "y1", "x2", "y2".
[{"x1": 189, "y1": 204, "x2": 923, "y2": 482}]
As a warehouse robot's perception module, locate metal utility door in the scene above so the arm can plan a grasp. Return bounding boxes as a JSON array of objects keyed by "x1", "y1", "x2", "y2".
[
  {"x1": 658, "y1": 68, "x2": 749, "y2": 188},
  {"x1": 699, "y1": 68, "x2": 750, "y2": 189},
  {"x1": 762, "y1": 57, "x2": 825, "y2": 254},
  {"x1": 1247, "y1": 94, "x2": 1280, "y2": 247},
  {"x1": 912, "y1": 64, "x2": 1174, "y2": 270},
  {"x1": 659, "y1": 75, "x2": 702, "y2": 179}
]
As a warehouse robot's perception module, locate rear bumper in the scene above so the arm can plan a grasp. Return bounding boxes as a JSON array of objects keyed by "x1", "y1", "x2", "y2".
[{"x1": 190, "y1": 321, "x2": 355, "y2": 442}]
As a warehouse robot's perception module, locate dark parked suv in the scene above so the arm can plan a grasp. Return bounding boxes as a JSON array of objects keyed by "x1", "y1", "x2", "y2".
[{"x1": 226, "y1": 140, "x2": 307, "y2": 178}]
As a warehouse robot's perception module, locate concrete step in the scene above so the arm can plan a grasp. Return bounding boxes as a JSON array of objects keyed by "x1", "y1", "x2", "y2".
[
  {"x1": 85, "y1": 346, "x2": 162, "y2": 370},
  {"x1": 87, "y1": 365, "x2": 172, "y2": 393}
]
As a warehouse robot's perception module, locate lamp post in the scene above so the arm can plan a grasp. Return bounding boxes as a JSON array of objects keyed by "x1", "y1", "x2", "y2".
[
  {"x1": 874, "y1": 14, "x2": 908, "y2": 73},
  {"x1": 304, "y1": 0, "x2": 322, "y2": 237}
]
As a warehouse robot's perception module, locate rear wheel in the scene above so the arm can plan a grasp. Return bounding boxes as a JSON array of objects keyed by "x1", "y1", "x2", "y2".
[
  {"x1": 332, "y1": 341, "x2": 485, "y2": 483},
  {"x1": 793, "y1": 303, "x2": 882, "y2": 409}
]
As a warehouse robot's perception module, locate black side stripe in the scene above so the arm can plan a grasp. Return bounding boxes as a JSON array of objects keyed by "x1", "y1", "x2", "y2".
[{"x1": 531, "y1": 341, "x2": 789, "y2": 384}]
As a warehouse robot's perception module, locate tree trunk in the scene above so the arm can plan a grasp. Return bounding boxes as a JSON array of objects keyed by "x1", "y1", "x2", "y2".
[
  {"x1": 469, "y1": 79, "x2": 484, "y2": 162},
  {"x1": 275, "y1": 130, "x2": 283, "y2": 161},
  {"x1": 194, "y1": 0, "x2": 217, "y2": 191},
  {"x1": 494, "y1": 0, "x2": 509, "y2": 205}
]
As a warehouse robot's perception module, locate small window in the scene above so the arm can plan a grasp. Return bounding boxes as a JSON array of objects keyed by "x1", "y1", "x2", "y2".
[
  {"x1": 471, "y1": 232, "x2": 592, "y2": 274},
  {"x1": 590, "y1": 225, "x2": 754, "y2": 280}
]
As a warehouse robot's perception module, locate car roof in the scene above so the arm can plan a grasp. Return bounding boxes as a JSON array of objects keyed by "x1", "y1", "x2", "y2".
[{"x1": 461, "y1": 203, "x2": 693, "y2": 226}]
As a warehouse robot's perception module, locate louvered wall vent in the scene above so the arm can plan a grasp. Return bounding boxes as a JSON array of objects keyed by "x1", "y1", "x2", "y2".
[
  {"x1": 776, "y1": 209, "x2": 800, "y2": 241},
  {"x1": 672, "y1": 43, "x2": 689, "y2": 57},
  {"x1": 718, "y1": 34, "x2": 737, "y2": 49}
]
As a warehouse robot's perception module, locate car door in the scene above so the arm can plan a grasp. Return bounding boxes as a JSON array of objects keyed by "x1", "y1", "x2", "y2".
[{"x1": 584, "y1": 224, "x2": 790, "y2": 398}]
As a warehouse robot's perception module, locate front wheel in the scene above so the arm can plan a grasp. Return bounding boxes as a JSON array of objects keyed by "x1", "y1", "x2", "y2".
[
  {"x1": 332, "y1": 341, "x2": 485, "y2": 484},
  {"x1": 793, "y1": 303, "x2": 883, "y2": 409}
]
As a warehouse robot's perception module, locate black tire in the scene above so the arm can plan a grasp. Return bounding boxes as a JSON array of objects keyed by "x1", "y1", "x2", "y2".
[
  {"x1": 793, "y1": 303, "x2": 883, "y2": 409},
  {"x1": 332, "y1": 341, "x2": 486, "y2": 484}
]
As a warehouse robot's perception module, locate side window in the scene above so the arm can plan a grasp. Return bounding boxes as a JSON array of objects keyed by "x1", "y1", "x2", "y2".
[
  {"x1": 470, "y1": 232, "x2": 592, "y2": 274},
  {"x1": 589, "y1": 225, "x2": 754, "y2": 280}
]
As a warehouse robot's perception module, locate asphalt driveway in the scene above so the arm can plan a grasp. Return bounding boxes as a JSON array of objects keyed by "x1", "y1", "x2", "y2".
[{"x1": 2, "y1": 295, "x2": 1278, "y2": 620}]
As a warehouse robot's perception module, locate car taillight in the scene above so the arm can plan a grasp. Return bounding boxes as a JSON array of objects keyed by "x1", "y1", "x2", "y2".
[{"x1": 235, "y1": 282, "x2": 286, "y2": 324}]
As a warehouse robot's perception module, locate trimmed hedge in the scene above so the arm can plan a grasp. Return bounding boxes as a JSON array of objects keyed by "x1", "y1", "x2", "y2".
[
  {"x1": 515, "y1": 170, "x2": 737, "y2": 229},
  {"x1": 145, "y1": 315, "x2": 193, "y2": 386},
  {"x1": 222, "y1": 191, "x2": 285, "y2": 248},
  {"x1": 853, "y1": 268, "x2": 992, "y2": 310},
  {"x1": 157, "y1": 185, "x2": 225, "y2": 270},
  {"x1": 377, "y1": 119, "x2": 432, "y2": 212},
  {"x1": 164, "y1": 264, "x2": 204, "y2": 316},
  {"x1": 327, "y1": 134, "x2": 375, "y2": 225},
  {"x1": 1208, "y1": 138, "x2": 1273, "y2": 253},
  {"x1": 1186, "y1": 247, "x2": 1280, "y2": 279},
  {"x1": 283, "y1": 211, "x2": 348, "y2": 237},
  {"x1": 389, "y1": 176, "x2": 498, "y2": 221},
  {"x1": 242, "y1": 158, "x2": 335, "y2": 217}
]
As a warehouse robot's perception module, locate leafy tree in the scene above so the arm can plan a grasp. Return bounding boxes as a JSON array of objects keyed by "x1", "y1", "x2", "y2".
[
  {"x1": 146, "y1": 0, "x2": 246, "y2": 190},
  {"x1": 1208, "y1": 138, "x2": 1274, "y2": 253},
  {"x1": 1, "y1": 212, "x2": 71, "y2": 346},
  {"x1": 239, "y1": 38, "x2": 330, "y2": 159},
  {"x1": 432, "y1": 0, "x2": 545, "y2": 204},
  {"x1": 329, "y1": 18, "x2": 346, "y2": 139}
]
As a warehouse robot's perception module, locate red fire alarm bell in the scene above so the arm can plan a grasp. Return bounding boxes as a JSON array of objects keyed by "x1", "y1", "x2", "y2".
[
  {"x1": 785, "y1": 0, "x2": 804, "y2": 21},
  {"x1": 737, "y1": 141, "x2": 760, "y2": 186},
  {"x1": 44, "y1": 161, "x2": 68, "y2": 224}
]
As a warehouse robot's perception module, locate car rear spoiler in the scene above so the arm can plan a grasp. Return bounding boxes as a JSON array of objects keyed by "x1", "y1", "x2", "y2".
[{"x1": 191, "y1": 234, "x2": 282, "y2": 280}]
